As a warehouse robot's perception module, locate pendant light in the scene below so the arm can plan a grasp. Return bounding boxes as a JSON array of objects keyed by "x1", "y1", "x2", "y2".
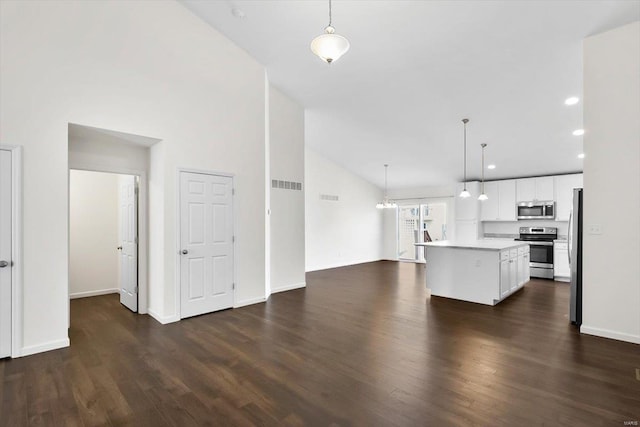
[
  {"x1": 478, "y1": 143, "x2": 488, "y2": 201},
  {"x1": 459, "y1": 118, "x2": 471, "y2": 198},
  {"x1": 376, "y1": 164, "x2": 397, "y2": 209},
  {"x1": 310, "y1": 0, "x2": 350, "y2": 64}
]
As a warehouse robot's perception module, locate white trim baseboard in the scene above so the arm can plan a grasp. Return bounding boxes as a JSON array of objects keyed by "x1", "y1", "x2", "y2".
[
  {"x1": 580, "y1": 324, "x2": 640, "y2": 344},
  {"x1": 271, "y1": 282, "x2": 306, "y2": 294},
  {"x1": 20, "y1": 338, "x2": 70, "y2": 357},
  {"x1": 148, "y1": 308, "x2": 180, "y2": 325},
  {"x1": 69, "y1": 288, "x2": 119, "y2": 299},
  {"x1": 234, "y1": 297, "x2": 266, "y2": 308}
]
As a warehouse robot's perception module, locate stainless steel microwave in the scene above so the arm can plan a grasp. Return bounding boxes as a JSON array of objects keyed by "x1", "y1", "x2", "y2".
[{"x1": 517, "y1": 201, "x2": 555, "y2": 220}]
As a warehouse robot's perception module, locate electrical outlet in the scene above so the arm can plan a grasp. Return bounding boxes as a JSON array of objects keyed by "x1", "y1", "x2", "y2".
[
  {"x1": 588, "y1": 224, "x2": 602, "y2": 235},
  {"x1": 475, "y1": 259, "x2": 481, "y2": 267}
]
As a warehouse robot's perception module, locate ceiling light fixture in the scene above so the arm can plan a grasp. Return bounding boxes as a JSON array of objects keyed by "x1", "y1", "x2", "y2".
[
  {"x1": 578, "y1": 153, "x2": 585, "y2": 159},
  {"x1": 376, "y1": 164, "x2": 397, "y2": 209},
  {"x1": 478, "y1": 143, "x2": 488, "y2": 201},
  {"x1": 573, "y1": 129, "x2": 585, "y2": 136},
  {"x1": 564, "y1": 97, "x2": 580, "y2": 106},
  {"x1": 459, "y1": 119, "x2": 471, "y2": 198},
  {"x1": 487, "y1": 164, "x2": 496, "y2": 170},
  {"x1": 310, "y1": 0, "x2": 350, "y2": 64}
]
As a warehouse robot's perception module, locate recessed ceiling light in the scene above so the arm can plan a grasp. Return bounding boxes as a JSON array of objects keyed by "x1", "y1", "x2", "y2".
[
  {"x1": 578, "y1": 153, "x2": 585, "y2": 159},
  {"x1": 487, "y1": 164, "x2": 496, "y2": 170},
  {"x1": 572, "y1": 129, "x2": 585, "y2": 136},
  {"x1": 231, "y1": 8, "x2": 246, "y2": 19},
  {"x1": 565, "y1": 97, "x2": 580, "y2": 105}
]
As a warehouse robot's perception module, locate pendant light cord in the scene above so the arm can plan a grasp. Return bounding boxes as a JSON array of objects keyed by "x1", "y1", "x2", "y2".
[
  {"x1": 384, "y1": 164, "x2": 389, "y2": 199},
  {"x1": 481, "y1": 143, "x2": 486, "y2": 192},
  {"x1": 464, "y1": 123, "x2": 467, "y2": 185},
  {"x1": 329, "y1": 0, "x2": 332, "y2": 26},
  {"x1": 462, "y1": 119, "x2": 469, "y2": 188}
]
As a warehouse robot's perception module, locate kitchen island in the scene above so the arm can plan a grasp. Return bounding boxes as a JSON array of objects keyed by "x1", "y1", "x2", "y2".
[{"x1": 416, "y1": 240, "x2": 530, "y2": 305}]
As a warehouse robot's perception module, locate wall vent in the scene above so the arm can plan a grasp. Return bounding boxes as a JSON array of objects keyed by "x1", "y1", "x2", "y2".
[
  {"x1": 271, "y1": 179, "x2": 303, "y2": 191},
  {"x1": 320, "y1": 194, "x2": 339, "y2": 201}
]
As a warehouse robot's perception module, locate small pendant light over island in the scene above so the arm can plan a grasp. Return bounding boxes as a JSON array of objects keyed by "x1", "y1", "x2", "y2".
[
  {"x1": 459, "y1": 118, "x2": 471, "y2": 198},
  {"x1": 376, "y1": 164, "x2": 397, "y2": 209}
]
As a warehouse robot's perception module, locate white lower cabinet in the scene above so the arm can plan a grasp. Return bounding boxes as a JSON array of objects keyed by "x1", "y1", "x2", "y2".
[
  {"x1": 516, "y1": 245, "x2": 531, "y2": 286},
  {"x1": 500, "y1": 258, "x2": 510, "y2": 297},
  {"x1": 554, "y1": 241, "x2": 570, "y2": 281},
  {"x1": 509, "y1": 249, "x2": 518, "y2": 291},
  {"x1": 500, "y1": 245, "x2": 530, "y2": 297},
  {"x1": 520, "y1": 252, "x2": 530, "y2": 284}
]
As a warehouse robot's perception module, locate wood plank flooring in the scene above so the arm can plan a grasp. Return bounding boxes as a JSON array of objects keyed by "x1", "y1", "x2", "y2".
[{"x1": 1, "y1": 261, "x2": 639, "y2": 426}]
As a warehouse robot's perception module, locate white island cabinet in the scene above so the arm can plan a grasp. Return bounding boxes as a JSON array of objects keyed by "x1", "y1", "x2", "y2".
[{"x1": 417, "y1": 241, "x2": 530, "y2": 305}]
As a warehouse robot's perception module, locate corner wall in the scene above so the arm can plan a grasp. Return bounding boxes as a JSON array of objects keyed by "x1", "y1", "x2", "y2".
[
  {"x1": 305, "y1": 148, "x2": 383, "y2": 271},
  {"x1": 0, "y1": 0, "x2": 267, "y2": 353},
  {"x1": 582, "y1": 21, "x2": 640, "y2": 344},
  {"x1": 269, "y1": 85, "x2": 306, "y2": 293}
]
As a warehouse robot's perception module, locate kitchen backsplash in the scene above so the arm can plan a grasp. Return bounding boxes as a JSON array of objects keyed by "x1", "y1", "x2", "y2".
[{"x1": 482, "y1": 220, "x2": 569, "y2": 239}]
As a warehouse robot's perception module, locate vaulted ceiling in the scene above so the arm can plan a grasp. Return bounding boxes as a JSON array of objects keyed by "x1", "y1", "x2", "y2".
[{"x1": 182, "y1": 0, "x2": 639, "y2": 189}]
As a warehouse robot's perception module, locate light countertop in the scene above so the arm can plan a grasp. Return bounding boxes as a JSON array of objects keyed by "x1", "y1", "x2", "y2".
[{"x1": 414, "y1": 240, "x2": 529, "y2": 251}]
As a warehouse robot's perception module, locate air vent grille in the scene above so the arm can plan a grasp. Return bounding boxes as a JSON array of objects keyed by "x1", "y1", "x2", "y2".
[
  {"x1": 320, "y1": 194, "x2": 339, "y2": 201},
  {"x1": 271, "y1": 179, "x2": 303, "y2": 191}
]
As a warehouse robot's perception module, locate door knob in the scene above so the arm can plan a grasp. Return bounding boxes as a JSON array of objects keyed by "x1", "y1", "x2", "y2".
[
  {"x1": 0, "y1": 260, "x2": 9, "y2": 268},
  {"x1": 117, "y1": 246, "x2": 123, "y2": 251},
  {"x1": 182, "y1": 249, "x2": 188, "y2": 255}
]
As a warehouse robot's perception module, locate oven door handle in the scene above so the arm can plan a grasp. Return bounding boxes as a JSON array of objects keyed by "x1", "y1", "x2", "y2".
[{"x1": 525, "y1": 241, "x2": 554, "y2": 246}]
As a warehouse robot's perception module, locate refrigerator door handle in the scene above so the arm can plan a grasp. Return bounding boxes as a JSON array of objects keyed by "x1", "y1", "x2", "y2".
[{"x1": 567, "y1": 210, "x2": 572, "y2": 265}]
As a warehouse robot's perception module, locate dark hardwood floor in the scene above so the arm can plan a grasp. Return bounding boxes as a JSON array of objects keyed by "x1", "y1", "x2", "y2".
[{"x1": 1, "y1": 261, "x2": 639, "y2": 426}]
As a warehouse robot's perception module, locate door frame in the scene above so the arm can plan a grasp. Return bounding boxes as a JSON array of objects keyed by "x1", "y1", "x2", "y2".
[
  {"x1": 175, "y1": 168, "x2": 236, "y2": 320},
  {"x1": 0, "y1": 145, "x2": 23, "y2": 358},
  {"x1": 68, "y1": 166, "x2": 148, "y2": 315}
]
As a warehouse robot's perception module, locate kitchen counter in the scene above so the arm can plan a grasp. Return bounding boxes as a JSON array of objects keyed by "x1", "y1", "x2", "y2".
[
  {"x1": 415, "y1": 240, "x2": 528, "y2": 251},
  {"x1": 418, "y1": 240, "x2": 531, "y2": 305}
]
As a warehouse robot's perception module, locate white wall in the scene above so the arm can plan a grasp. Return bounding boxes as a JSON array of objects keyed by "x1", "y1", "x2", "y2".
[
  {"x1": 382, "y1": 209, "x2": 398, "y2": 260},
  {"x1": 305, "y1": 148, "x2": 383, "y2": 271},
  {"x1": 389, "y1": 185, "x2": 456, "y2": 200},
  {"x1": 269, "y1": 85, "x2": 306, "y2": 292},
  {"x1": 0, "y1": 0, "x2": 267, "y2": 354},
  {"x1": 582, "y1": 21, "x2": 640, "y2": 344},
  {"x1": 69, "y1": 170, "x2": 119, "y2": 298}
]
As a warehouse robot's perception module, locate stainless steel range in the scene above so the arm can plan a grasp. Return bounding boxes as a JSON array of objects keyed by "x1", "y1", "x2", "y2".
[{"x1": 514, "y1": 227, "x2": 557, "y2": 279}]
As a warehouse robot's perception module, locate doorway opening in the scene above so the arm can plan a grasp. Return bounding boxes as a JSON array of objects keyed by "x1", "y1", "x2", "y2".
[
  {"x1": 398, "y1": 202, "x2": 448, "y2": 262},
  {"x1": 67, "y1": 122, "x2": 159, "y2": 327},
  {"x1": 69, "y1": 170, "x2": 139, "y2": 313}
]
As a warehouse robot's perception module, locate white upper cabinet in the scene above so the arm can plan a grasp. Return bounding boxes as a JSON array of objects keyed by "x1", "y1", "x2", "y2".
[
  {"x1": 455, "y1": 181, "x2": 480, "y2": 220},
  {"x1": 536, "y1": 177, "x2": 555, "y2": 200},
  {"x1": 498, "y1": 179, "x2": 517, "y2": 221},
  {"x1": 516, "y1": 176, "x2": 554, "y2": 201},
  {"x1": 516, "y1": 178, "x2": 536, "y2": 201},
  {"x1": 554, "y1": 174, "x2": 583, "y2": 221},
  {"x1": 480, "y1": 181, "x2": 499, "y2": 221},
  {"x1": 480, "y1": 180, "x2": 516, "y2": 221}
]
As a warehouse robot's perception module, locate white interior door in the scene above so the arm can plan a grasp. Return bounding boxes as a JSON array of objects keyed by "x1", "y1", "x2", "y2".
[
  {"x1": 180, "y1": 172, "x2": 234, "y2": 319},
  {"x1": 118, "y1": 175, "x2": 138, "y2": 312},
  {"x1": 0, "y1": 150, "x2": 12, "y2": 357}
]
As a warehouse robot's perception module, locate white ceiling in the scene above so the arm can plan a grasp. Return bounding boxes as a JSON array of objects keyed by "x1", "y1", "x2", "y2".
[{"x1": 181, "y1": 0, "x2": 639, "y2": 189}]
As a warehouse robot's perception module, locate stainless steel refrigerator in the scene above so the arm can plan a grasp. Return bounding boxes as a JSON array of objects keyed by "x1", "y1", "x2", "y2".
[{"x1": 568, "y1": 188, "x2": 583, "y2": 325}]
